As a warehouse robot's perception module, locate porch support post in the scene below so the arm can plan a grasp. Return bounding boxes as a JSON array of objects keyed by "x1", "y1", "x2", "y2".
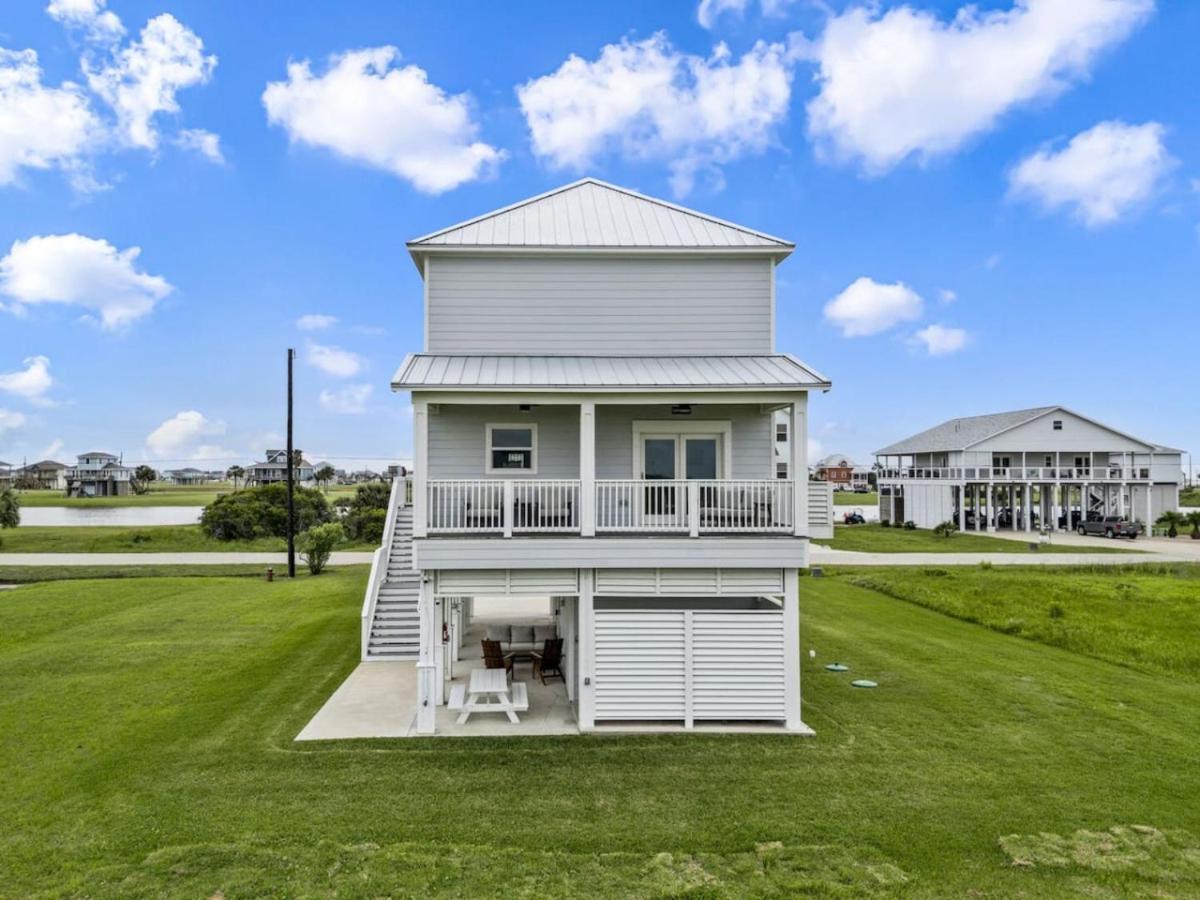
[
  {"x1": 412, "y1": 396, "x2": 429, "y2": 538},
  {"x1": 1025, "y1": 484, "x2": 1034, "y2": 532},
  {"x1": 783, "y1": 567, "x2": 802, "y2": 731},
  {"x1": 577, "y1": 569, "x2": 595, "y2": 731},
  {"x1": 415, "y1": 578, "x2": 437, "y2": 735},
  {"x1": 1146, "y1": 484, "x2": 1153, "y2": 533},
  {"x1": 579, "y1": 400, "x2": 596, "y2": 536},
  {"x1": 790, "y1": 395, "x2": 807, "y2": 536},
  {"x1": 986, "y1": 483, "x2": 994, "y2": 532},
  {"x1": 958, "y1": 484, "x2": 966, "y2": 532}
]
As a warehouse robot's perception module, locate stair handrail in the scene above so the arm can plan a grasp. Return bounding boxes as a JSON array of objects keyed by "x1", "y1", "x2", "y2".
[{"x1": 361, "y1": 474, "x2": 406, "y2": 660}]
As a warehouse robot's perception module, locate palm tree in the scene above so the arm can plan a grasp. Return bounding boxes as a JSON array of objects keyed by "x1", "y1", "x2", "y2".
[
  {"x1": 316, "y1": 465, "x2": 336, "y2": 492},
  {"x1": 226, "y1": 465, "x2": 245, "y2": 491},
  {"x1": 1186, "y1": 510, "x2": 1200, "y2": 540},
  {"x1": 1156, "y1": 510, "x2": 1184, "y2": 538}
]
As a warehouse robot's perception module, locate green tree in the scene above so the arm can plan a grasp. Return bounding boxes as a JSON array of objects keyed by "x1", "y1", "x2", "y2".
[
  {"x1": 1186, "y1": 510, "x2": 1200, "y2": 540},
  {"x1": 199, "y1": 483, "x2": 332, "y2": 541},
  {"x1": 296, "y1": 522, "x2": 344, "y2": 575},
  {"x1": 226, "y1": 465, "x2": 244, "y2": 490},
  {"x1": 132, "y1": 465, "x2": 157, "y2": 495},
  {"x1": 315, "y1": 465, "x2": 336, "y2": 491},
  {"x1": 0, "y1": 486, "x2": 19, "y2": 548},
  {"x1": 1156, "y1": 510, "x2": 1184, "y2": 538}
]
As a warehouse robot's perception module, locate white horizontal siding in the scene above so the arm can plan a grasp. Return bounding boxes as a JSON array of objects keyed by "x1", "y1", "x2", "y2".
[
  {"x1": 596, "y1": 405, "x2": 771, "y2": 480},
  {"x1": 594, "y1": 611, "x2": 687, "y2": 721},
  {"x1": 427, "y1": 404, "x2": 579, "y2": 478},
  {"x1": 427, "y1": 256, "x2": 772, "y2": 354},
  {"x1": 414, "y1": 537, "x2": 808, "y2": 570},
  {"x1": 692, "y1": 611, "x2": 786, "y2": 720},
  {"x1": 595, "y1": 568, "x2": 783, "y2": 595},
  {"x1": 436, "y1": 568, "x2": 578, "y2": 595}
]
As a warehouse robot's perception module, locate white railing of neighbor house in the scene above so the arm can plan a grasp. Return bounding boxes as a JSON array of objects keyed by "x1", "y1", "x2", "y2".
[
  {"x1": 361, "y1": 474, "x2": 405, "y2": 658},
  {"x1": 426, "y1": 479, "x2": 581, "y2": 536},
  {"x1": 876, "y1": 466, "x2": 1152, "y2": 482}
]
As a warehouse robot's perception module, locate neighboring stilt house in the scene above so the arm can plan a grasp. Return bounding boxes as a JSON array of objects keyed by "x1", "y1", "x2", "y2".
[
  {"x1": 361, "y1": 178, "x2": 835, "y2": 736},
  {"x1": 874, "y1": 407, "x2": 1183, "y2": 531}
]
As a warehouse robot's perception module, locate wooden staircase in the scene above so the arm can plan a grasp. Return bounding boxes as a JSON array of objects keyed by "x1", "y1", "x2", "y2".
[{"x1": 364, "y1": 505, "x2": 419, "y2": 660}]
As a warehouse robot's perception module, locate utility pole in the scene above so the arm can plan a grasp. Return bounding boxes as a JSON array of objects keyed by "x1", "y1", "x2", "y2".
[{"x1": 286, "y1": 347, "x2": 296, "y2": 578}]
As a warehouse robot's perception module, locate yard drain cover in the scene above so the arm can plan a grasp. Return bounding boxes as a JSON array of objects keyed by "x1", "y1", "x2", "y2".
[
  {"x1": 825, "y1": 663, "x2": 849, "y2": 672},
  {"x1": 851, "y1": 679, "x2": 878, "y2": 688}
]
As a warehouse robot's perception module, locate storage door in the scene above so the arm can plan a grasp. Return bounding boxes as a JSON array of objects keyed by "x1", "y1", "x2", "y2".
[
  {"x1": 594, "y1": 611, "x2": 686, "y2": 721},
  {"x1": 691, "y1": 610, "x2": 786, "y2": 721}
]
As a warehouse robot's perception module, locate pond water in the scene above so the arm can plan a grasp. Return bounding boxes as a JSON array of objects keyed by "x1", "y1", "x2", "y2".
[{"x1": 20, "y1": 506, "x2": 202, "y2": 527}]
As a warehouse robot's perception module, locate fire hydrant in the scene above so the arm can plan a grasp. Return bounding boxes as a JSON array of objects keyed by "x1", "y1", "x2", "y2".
[{"x1": 266, "y1": 567, "x2": 275, "y2": 582}]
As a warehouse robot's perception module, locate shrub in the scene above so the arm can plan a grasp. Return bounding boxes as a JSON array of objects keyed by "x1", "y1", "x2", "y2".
[
  {"x1": 297, "y1": 522, "x2": 344, "y2": 575},
  {"x1": 0, "y1": 485, "x2": 19, "y2": 547},
  {"x1": 199, "y1": 483, "x2": 332, "y2": 541},
  {"x1": 339, "y1": 483, "x2": 392, "y2": 543},
  {"x1": 932, "y1": 520, "x2": 956, "y2": 538},
  {"x1": 903, "y1": 520, "x2": 917, "y2": 530}
]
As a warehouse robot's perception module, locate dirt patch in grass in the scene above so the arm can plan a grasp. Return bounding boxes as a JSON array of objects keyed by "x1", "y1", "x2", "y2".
[{"x1": 1000, "y1": 825, "x2": 1200, "y2": 885}]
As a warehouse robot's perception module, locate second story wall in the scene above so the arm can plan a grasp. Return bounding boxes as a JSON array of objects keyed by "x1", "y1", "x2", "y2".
[{"x1": 425, "y1": 255, "x2": 773, "y2": 355}]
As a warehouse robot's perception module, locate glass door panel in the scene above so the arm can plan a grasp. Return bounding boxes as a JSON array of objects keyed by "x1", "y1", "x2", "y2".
[{"x1": 642, "y1": 437, "x2": 677, "y2": 517}]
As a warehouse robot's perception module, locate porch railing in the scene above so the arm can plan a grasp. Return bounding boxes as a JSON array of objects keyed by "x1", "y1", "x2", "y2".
[
  {"x1": 876, "y1": 466, "x2": 1152, "y2": 481},
  {"x1": 424, "y1": 478, "x2": 795, "y2": 536}
]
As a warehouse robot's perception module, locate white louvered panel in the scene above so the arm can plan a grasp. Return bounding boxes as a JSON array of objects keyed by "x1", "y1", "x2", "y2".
[
  {"x1": 595, "y1": 569, "x2": 658, "y2": 594},
  {"x1": 436, "y1": 569, "x2": 507, "y2": 594},
  {"x1": 508, "y1": 569, "x2": 578, "y2": 594},
  {"x1": 691, "y1": 611, "x2": 786, "y2": 720},
  {"x1": 719, "y1": 569, "x2": 784, "y2": 594},
  {"x1": 658, "y1": 569, "x2": 720, "y2": 595},
  {"x1": 594, "y1": 611, "x2": 686, "y2": 721}
]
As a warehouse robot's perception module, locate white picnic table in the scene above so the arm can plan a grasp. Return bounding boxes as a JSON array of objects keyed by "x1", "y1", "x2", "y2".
[{"x1": 453, "y1": 668, "x2": 528, "y2": 724}]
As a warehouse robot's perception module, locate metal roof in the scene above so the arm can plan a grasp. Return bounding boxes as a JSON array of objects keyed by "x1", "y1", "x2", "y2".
[
  {"x1": 407, "y1": 179, "x2": 794, "y2": 253},
  {"x1": 393, "y1": 354, "x2": 830, "y2": 392},
  {"x1": 874, "y1": 406, "x2": 1174, "y2": 455}
]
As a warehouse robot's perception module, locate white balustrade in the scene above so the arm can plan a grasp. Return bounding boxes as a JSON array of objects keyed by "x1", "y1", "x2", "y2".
[
  {"x1": 595, "y1": 480, "x2": 690, "y2": 533},
  {"x1": 426, "y1": 479, "x2": 580, "y2": 535}
]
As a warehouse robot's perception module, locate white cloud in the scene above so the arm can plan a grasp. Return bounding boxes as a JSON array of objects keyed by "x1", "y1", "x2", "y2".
[
  {"x1": 912, "y1": 323, "x2": 969, "y2": 356},
  {"x1": 40, "y1": 437, "x2": 64, "y2": 458},
  {"x1": 0, "y1": 233, "x2": 173, "y2": 330},
  {"x1": 0, "y1": 409, "x2": 27, "y2": 435},
  {"x1": 698, "y1": 0, "x2": 749, "y2": 29},
  {"x1": 46, "y1": 0, "x2": 124, "y2": 43},
  {"x1": 84, "y1": 13, "x2": 217, "y2": 152},
  {"x1": 807, "y1": 436, "x2": 823, "y2": 462},
  {"x1": 174, "y1": 127, "x2": 223, "y2": 164},
  {"x1": 1008, "y1": 120, "x2": 1174, "y2": 227},
  {"x1": 0, "y1": 356, "x2": 54, "y2": 404},
  {"x1": 938, "y1": 288, "x2": 957, "y2": 304},
  {"x1": 305, "y1": 341, "x2": 363, "y2": 378},
  {"x1": 823, "y1": 277, "x2": 923, "y2": 337},
  {"x1": 517, "y1": 32, "x2": 794, "y2": 196},
  {"x1": 145, "y1": 409, "x2": 226, "y2": 458},
  {"x1": 0, "y1": 48, "x2": 102, "y2": 187},
  {"x1": 803, "y1": 0, "x2": 1154, "y2": 174},
  {"x1": 263, "y1": 46, "x2": 502, "y2": 194},
  {"x1": 296, "y1": 313, "x2": 337, "y2": 331},
  {"x1": 320, "y1": 383, "x2": 373, "y2": 415}
]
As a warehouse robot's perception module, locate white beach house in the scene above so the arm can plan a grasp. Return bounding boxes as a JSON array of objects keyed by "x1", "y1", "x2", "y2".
[
  {"x1": 875, "y1": 407, "x2": 1182, "y2": 531},
  {"x1": 362, "y1": 178, "x2": 834, "y2": 736}
]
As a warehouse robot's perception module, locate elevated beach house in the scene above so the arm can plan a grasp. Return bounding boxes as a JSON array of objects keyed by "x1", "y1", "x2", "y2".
[
  {"x1": 361, "y1": 178, "x2": 833, "y2": 736},
  {"x1": 875, "y1": 407, "x2": 1182, "y2": 531},
  {"x1": 64, "y1": 452, "x2": 133, "y2": 498},
  {"x1": 245, "y1": 450, "x2": 315, "y2": 487}
]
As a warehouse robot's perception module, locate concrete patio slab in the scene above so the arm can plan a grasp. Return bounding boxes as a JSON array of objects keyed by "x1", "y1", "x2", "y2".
[{"x1": 295, "y1": 661, "x2": 415, "y2": 741}]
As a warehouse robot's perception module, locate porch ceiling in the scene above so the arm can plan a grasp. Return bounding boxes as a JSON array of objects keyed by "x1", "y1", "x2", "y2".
[{"x1": 392, "y1": 353, "x2": 830, "y2": 392}]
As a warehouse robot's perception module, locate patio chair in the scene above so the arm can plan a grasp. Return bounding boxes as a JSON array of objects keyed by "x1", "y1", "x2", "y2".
[
  {"x1": 532, "y1": 638, "x2": 565, "y2": 685},
  {"x1": 481, "y1": 640, "x2": 513, "y2": 680},
  {"x1": 466, "y1": 489, "x2": 506, "y2": 528},
  {"x1": 701, "y1": 484, "x2": 753, "y2": 528}
]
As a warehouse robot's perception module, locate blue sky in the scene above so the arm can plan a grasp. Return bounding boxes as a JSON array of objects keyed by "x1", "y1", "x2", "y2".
[{"x1": 0, "y1": 0, "x2": 1196, "y2": 474}]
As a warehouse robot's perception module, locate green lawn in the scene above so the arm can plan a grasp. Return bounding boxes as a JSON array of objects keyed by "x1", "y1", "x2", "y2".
[
  {"x1": 15, "y1": 482, "x2": 361, "y2": 508},
  {"x1": 0, "y1": 525, "x2": 373, "y2": 553},
  {"x1": 1180, "y1": 486, "x2": 1199, "y2": 507},
  {"x1": 2, "y1": 567, "x2": 1199, "y2": 896},
  {"x1": 815, "y1": 522, "x2": 1133, "y2": 553},
  {"x1": 833, "y1": 490, "x2": 877, "y2": 506}
]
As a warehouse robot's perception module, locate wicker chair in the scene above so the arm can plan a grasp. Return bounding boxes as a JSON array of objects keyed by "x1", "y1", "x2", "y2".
[
  {"x1": 481, "y1": 640, "x2": 513, "y2": 679},
  {"x1": 532, "y1": 638, "x2": 565, "y2": 685}
]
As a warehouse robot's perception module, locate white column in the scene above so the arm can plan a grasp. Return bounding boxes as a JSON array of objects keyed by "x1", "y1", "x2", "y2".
[
  {"x1": 412, "y1": 397, "x2": 429, "y2": 538},
  {"x1": 783, "y1": 567, "x2": 802, "y2": 731},
  {"x1": 579, "y1": 400, "x2": 596, "y2": 537},
  {"x1": 1146, "y1": 484, "x2": 1153, "y2": 533},
  {"x1": 562, "y1": 594, "x2": 577, "y2": 703},
  {"x1": 790, "y1": 396, "x2": 807, "y2": 536},
  {"x1": 433, "y1": 597, "x2": 445, "y2": 706},
  {"x1": 1025, "y1": 484, "x2": 1033, "y2": 532},
  {"x1": 986, "y1": 483, "x2": 994, "y2": 531},
  {"x1": 415, "y1": 578, "x2": 437, "y2": 734},
  {"x1": 577, "y1": 569, "x2": 595, "y2": 731},
  {"x1": 958, "y1": 484, "x2": 966, "y2": 532},
  {"x1": 1118, "y1": 482, "x2": 1126, "y2": 518}
]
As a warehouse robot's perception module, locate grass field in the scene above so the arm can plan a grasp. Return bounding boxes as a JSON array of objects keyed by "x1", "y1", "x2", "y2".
[
  {"x1": 2, "y1": 566, "x2": 1199, "y2": 896},
  {"x1": 833, "y1": 490, "x2": 877, "y2": 506},
  {"x1": 1180, "y1": 486, "x2": 1199, "y2": 507},
  {"x1": 0, "y1": 525, "x2": 372, "y2": 553},
  {"x1": 815, "y1": 522, "x2": 1131, "y2": 553},
  {"x1": 14, "y1": 482, "x2": 361, "y2": 508}
]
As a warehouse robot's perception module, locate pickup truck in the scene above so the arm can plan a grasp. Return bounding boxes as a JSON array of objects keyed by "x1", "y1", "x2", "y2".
[{"x1": 1077, "y1": 515, "x2": 1141, "y2": 539}]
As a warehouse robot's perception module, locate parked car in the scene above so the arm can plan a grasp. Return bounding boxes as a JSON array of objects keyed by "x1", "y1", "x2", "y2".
[
  {"x1": 1058, "y1": 510, "x2": 1083, "y2": 531},
  {"x1": 1078, "y1": 515, "x2": 1141, "y2": 539}
]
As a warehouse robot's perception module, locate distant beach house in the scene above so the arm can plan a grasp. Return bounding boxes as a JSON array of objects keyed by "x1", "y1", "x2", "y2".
[
  {"x1": 245, "y1": 450, "x2": 315, "y2": 487},
  {"x1": 64, "y1": 452, "x2": 133, "y2": 498},
  {"x1": 163, "y1": 467, "x2": 208, "y2": 485},
  {"x1": 17, "y1": 460, "x2": 67, "y2": 491},
  {"x1": 875, "y1": 406, "x2": 1183, "y2": 531},
  {"x1": 813, "y1": 454, "x2": 870, "y2": 492}
]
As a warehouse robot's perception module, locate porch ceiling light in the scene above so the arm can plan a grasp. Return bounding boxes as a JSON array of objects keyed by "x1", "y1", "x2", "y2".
[{"x1": 671, "y1": 404, "x2": 692, "y2": 416}]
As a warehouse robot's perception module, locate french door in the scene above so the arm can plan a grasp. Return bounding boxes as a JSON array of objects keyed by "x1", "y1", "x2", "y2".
[{"x1": 640, "y1": 434, "x2": 722, "y2": 521}]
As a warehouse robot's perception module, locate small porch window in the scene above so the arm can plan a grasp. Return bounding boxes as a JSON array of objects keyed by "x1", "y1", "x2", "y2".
[
  {"x1": 486, "y1": 424, "x2": 537, "y2": 473},
  {"x1": 775, "y1": 422, "x2": 788, "y2": 442},
  {"x1": 776, "y1": 462, "x2": 788, "y2": 479}
]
